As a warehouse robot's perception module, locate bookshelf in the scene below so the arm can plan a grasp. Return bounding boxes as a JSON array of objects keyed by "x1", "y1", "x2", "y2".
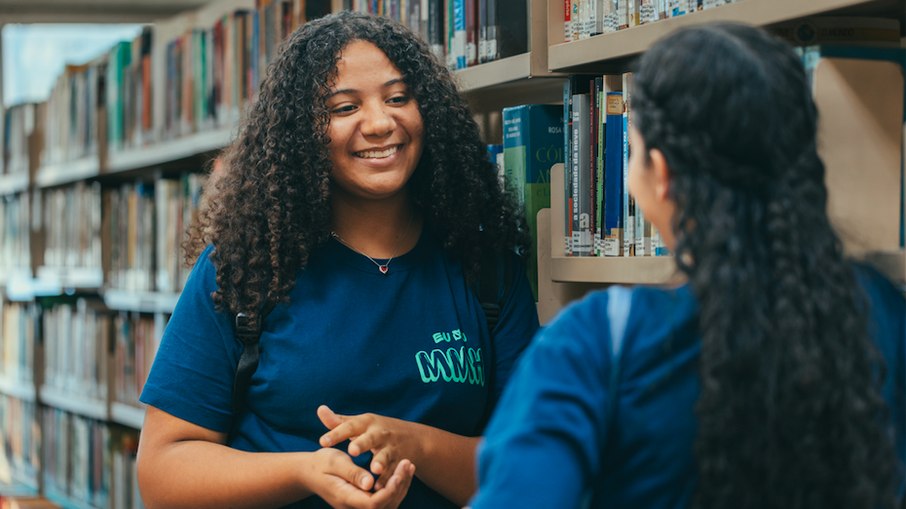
[
  {"x1": 0, "y1": 376, "x2": 37, "y2": 403},
  {"x1": 547, "y1": 0, "x2": 904, "y2": 71},
  {"x1": 34, "y1": 158, "x2": 101, "y2": 188},
  {"x1": 539, "y1": 0, "x2": 906, "y2": 303},
  {"x1": 0, "y1": 0, "x2": 903, "y2": 507},
  {"x1": 0, "y1": 172, "x2": 29, "y2": 195},
  {"x1": 104, "y1": 127, "x2": 234, "y2": 175}
]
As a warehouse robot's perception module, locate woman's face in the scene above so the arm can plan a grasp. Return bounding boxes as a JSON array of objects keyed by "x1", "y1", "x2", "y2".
[{"x1": 325, "y1": 40, "x2": 425, "y2": 203}]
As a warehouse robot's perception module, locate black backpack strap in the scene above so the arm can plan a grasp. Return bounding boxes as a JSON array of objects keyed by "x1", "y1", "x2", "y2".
[
  {"x1": 232, "y1": 301, "x2": 276, "y2": 413},
  {"x1": 475, "y1": 249, "x2": 516, "y2": 427},
  {"x1": 477, "y1": 250, "x2": 515, "y2": 338}
]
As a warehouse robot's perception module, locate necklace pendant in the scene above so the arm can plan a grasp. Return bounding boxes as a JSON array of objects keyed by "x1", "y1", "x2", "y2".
[{"x1": 379, "y1": 265, "x2": 389, "y2": 274}]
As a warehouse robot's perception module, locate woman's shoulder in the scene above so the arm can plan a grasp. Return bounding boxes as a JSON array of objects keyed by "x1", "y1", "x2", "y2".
[
  {"x1": 182, "y1": 244, "x2": 219, "y2": 292},
  {"x1": 851, "y1": 262, "x2": 904, "y2": 344},
  {"x1": 557, "y1": 284, "x2": 695, "y2": 321},
  {"x1": 852, "y1": 262, "x2": 905, "y2": 309},
  {"x1": 543, "y1": 284, "x2": 697, "y2": 348}
]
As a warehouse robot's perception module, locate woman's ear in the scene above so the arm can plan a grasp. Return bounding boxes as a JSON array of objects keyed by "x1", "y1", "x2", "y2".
[{"x1": 648, "y1": 148, "x2": 671, "y2": 201}]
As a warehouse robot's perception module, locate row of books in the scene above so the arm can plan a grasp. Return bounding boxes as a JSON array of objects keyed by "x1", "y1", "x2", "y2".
[
  {"x1": 0, "y1": 301, "x2": 38, "y2": 386},
  {"x1": 33, "y1": 0, "x2": 329, "y2": 168},
  {"x1": 33, "y1": 299, "x2": 163, "y2": 414},
  {"x1": 2, "y1": 102, "x2": 42, "y2": 177},
  {"x1": 42, "y1": 63, "x2": 102, "y2": 169},
  {"x1": 2, "y1": 169, "x2": 206, "y2": 294},
  {"x1": 562, "y1": 73, "x2": 666, "y2": 258},
  {"x1": 0, "y1": 395, "x2": 40, "y2": 488},
  {"x1": 340, "y1": 0, "x2": 527, "y2": 70},
  {"x1": 41, "y1": 408, "x2": 145, "y2": 509},
  {"x1": 112, "y1": 313, "x2": 157, "y2": 409},
  {"x1": 1, "y1": 193, "x2": 31, "y2": 275},
  {"x1": 41, "y1": 182, "x2": 103, "y2": 272},
  {"x1": 42, "y1": 298, "x2": 110, "y2": 402},
  {"x1": 105, "y1": 172, "x2": 207, "y2": 293},
  {"x1": 106, "y1": 28, "x2": 153, "y2": 153},
  {"x1": 563, "y1": 0, "x2": 734, "y2": 42}
]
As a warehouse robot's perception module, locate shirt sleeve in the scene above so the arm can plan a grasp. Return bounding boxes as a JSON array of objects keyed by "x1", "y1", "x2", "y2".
[
  {"x1": 487, "y1": 252, "x2": 541, "y2": 404},
  {"x1": 139, "y1": 246, "x2": 239, "y2": 433},
  {"x1": 472, "y1": 291, "x2": 613, "y2": 509}
]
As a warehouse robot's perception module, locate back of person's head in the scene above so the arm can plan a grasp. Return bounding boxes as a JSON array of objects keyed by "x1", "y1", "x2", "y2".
[{"x1": 631, "y1": 23, "x2": 898, "y2": 509}]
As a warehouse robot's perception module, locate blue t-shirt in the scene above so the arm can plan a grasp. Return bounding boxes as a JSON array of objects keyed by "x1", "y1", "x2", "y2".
[
  {"x1": 472, "y1": 265, "x2": 905, "y2": 509},
  {"x1": 140, "y1": 232, "x2": 539, "y2": 508}
]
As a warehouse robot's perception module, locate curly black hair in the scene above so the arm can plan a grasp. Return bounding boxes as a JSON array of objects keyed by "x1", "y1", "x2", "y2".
[
  {"x1": 187, "y1": 11, "x2": 527, "y2": 319},
  {"x1": 631, "y1": 23, "x2": 899, "y2": 509}
]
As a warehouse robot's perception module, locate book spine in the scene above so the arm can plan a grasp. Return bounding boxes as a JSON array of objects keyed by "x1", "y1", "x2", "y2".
[{"x1": 603, "y1": 89, "x2": 623, "y2": 256}]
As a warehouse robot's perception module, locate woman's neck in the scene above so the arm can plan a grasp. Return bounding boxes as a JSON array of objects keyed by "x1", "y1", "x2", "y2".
[{"x1": 330, "y1": 195, "x2": 421, "y2": 259}]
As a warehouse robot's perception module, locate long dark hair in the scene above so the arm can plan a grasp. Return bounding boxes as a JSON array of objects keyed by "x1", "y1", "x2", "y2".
[
  {"x1": 187, "y1": 11, "x2": 527, "y2": 319},
  {"x1": 631, "y1": 23, "x2": 898, "y2": 509}
]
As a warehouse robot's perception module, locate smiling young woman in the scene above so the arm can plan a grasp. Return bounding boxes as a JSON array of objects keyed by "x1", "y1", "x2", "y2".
[{"x1": 135, "y1": 11, "x2": 539, "y2": 509}]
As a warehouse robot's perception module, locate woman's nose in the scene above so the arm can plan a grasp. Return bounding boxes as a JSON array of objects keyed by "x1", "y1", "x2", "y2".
[{"x1": 360, "y1": 103, "x2": 395, "y2": 136}]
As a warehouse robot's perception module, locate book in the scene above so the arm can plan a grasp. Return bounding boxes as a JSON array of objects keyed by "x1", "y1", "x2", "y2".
[
  {"x1": 603, "y1": 79, "x2": 624, "y2": 256},
  {"x1": 502, "y1": 104, "x2": 564, "y2": 298},
  {"x1": 571, "y1": 92, "x2": 593, "y2": 257},
  {"x1": 492, "y1": 0, "x2": 527, "y2": 59}
]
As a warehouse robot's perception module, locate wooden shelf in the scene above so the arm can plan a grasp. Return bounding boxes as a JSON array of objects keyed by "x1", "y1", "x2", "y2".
[
  {"x1": 456, "y1": 53, "x2": 564, "y2": 93},
  {"x1": 0, "y1": 377, "x2": 37, "y2": 402},
  {"x1": 0, "y1": 172, "x2": 29, "y2": 196},
  {"x1": 44, "y1": 487, "x2": 102, "y2": 509},
  {"x1": 105, "y1": 127, "x2": 235, "y2": 175},
  {"x1": 0, "y1": 471, "x2": 39, "y2": 499},
  {"x1": 35, "y1": 156, "x2": 100, "y2": 188},
  {"x1": 0, "y1": 269, "x2": 32, "y2": 297},
  {"x1": 110, "y1": 402, "x2": 145, "y2": 429},
  {"x1": 551, "y1": 255, "x2": 676, "y2": 284},
  {"x1": 548, "y1": 0, "x2": 895, "y2": 72},
  {"x1": 39, "y1": 386, "x2": 107, "y2": 421},
  {"x1": 35, "y1": 267, "x2": 104, "y2": 291},
  {"x1": 102, "y1": 288, "x2": 179, "y2": 314},
  {"x1": 4, "y1": 273, "x2": 69, "y2": 301}
]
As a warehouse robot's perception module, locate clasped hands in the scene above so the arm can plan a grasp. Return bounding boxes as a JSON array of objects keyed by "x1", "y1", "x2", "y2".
[{"x1": 310, "y1": 404, "x2": 420, "y2": 509}]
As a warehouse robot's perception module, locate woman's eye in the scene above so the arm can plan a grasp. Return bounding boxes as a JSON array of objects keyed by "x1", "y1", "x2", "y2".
[
  {"x1": 331, "y1": 104, "x2": 357, "y2": 114},
  {"x1": 388, "y1": 95, "x2": 410, "y2": 105}
]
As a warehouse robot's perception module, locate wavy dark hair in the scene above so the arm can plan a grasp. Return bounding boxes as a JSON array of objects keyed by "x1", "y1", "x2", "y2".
[
  {"x1": 631, "y1": 23, "x2": 898, "y2": 509},
  {"x1": 187, "y1": 11, "x2": 527, "y2": 319}
]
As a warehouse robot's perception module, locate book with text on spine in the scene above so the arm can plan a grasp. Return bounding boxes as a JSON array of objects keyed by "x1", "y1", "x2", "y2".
[{"x1": 502, "y1": 104, "x2": 563, "y2": 298}]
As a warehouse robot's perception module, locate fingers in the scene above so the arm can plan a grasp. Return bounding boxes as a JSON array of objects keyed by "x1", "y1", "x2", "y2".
[
  {"x1": 342, "y1": 458, "x2": 375, "y2": 492},
  {"x1": 373, "y1": 469, "x2": 393, "y2": 492},
  {"x1": 317, "y1": 404, "x2": 345, "y2": 430},
  {"x1": 347, "y1": 429, "x2": 385, "y2": 459},
  {"x1": 370, "y1": 460, "x2": 416, "y2": 508},
  {"x1": 368, "y1": 445, "x2": 395, "y2": 478},
  {"x1": 319, "y1": 408, "x2": 365, "y2": 449}
]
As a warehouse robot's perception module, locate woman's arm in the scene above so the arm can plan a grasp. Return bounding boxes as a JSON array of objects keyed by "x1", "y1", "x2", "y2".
[
  {"x1": 317, "y1": 406, "x2": 478, "y2": 507},
  {"x1": 470, "y1": 299, "x2": 613, "y2": 509},
  {"x1": 138, "y1": 405, "x2": 414, "y2": 509}
]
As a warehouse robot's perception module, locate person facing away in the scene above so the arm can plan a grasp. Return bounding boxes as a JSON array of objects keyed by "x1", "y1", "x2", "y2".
[
  {"x1": 136, "y1": 11, "x2": 539, "y2": 509},
  {"x1": 471, "y1": 22, "x2": 905, "y2": 509}
]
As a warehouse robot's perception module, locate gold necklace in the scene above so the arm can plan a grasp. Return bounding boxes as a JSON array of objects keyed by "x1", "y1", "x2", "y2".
[{"x1": 330, "y1": 215, "x2": 414, "y2": 275}]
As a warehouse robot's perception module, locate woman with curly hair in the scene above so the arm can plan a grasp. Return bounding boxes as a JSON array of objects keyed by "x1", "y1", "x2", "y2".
[
  {"x1": 471, "y1": 23, "x2": 904, "y2": 509},
  {"x1": 136, "y1": 11, "x2": 539, "y2": 509}
]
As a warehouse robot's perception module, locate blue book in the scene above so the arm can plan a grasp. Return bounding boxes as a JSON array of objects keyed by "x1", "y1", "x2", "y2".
[
  {"x1": 603, "y1": 90, "x2": 624, "y2": 256},
  {"x1": 502, "y1": 104, "x2": 564, "y2": 298}
]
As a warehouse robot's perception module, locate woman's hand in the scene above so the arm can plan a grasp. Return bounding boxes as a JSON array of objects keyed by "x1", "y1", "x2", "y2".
[
  {"x1": 307, "y1": 448, "x2": 415, "y2": 509},
  {"x1": 317, "y1": 405, "x2": 422, "y2": 490}
]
